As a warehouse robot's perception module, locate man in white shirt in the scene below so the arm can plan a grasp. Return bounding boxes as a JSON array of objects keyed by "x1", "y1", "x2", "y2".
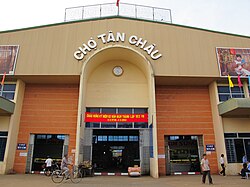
[
  {"x1": 201, "y1": 153, "x2": 213, "y2": 185},
  {"x1": 219, "y1": 154, "x2": 225, "y2": 176},
  {"x1": 45, "y1": 156, "x2": 53, "y2": 172}
]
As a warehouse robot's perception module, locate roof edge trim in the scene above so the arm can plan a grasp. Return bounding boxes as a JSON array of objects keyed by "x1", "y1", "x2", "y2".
[{"x1": 0, "y1": 16, "x2": 249, "y2": 39}]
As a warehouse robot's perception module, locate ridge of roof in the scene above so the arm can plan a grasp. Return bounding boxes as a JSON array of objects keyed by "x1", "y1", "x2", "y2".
[{"x1": 0, "y1": 16, "x2": 249, "y2": 39}]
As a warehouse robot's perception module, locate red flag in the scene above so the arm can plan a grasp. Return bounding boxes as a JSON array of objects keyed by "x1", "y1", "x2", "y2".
[
  {"x1": 237, "y1": 75, "x2": 243, "y2": 87},
  {"x1": 1, "y1": 72, "x2": 6, "y2": 86},
  {"x1": 116, "y1": 0, "x2": 120, "y2": 6}
]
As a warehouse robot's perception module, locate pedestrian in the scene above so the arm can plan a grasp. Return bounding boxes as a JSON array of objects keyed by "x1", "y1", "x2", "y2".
[
  {"x1": 242, "y1": 154, "x2": 247, "y2": 164},
  {"x1": 45, "y1": 156, "x2": 53, "y2": 173},
  {"x1": 201, "y1": 153, "x2": 213, "y2": 185},
  {"x1": 247, "y1": 160, "x2": 250, "y2": 171},
  {"x1": 240, "y1": 163, "x2": 249, "y2": 179},
  {"x1": 219, "y1": 154, "x2": 225, "y2": 176}
]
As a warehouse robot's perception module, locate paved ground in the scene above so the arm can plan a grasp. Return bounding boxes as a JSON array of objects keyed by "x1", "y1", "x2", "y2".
[{"x1": 0, "y1": 174, "x2": 249, "y2": 187}]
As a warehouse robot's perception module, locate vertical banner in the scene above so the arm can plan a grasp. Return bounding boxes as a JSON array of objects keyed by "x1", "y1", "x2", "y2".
[{"x1": 216, "y1": 48, "x2": 250, "y2": 77}]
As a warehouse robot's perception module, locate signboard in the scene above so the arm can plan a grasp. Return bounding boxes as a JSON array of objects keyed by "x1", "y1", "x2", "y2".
[
  {"x1": 158, "y1": 154, "x2": 165, "y2": 159},
  {"x1": 85, "y1": 112, "x2": 148, "y2": 122},
  {"x1": 216, "y1": 47, "x2": 250, "y2": 77},
  {"x1": 0, "y1": 45, "x2": 19, "y2": 75},
  {"x1": 17, "y1": 143, "x2": 27, "y2": 150},
  {"x1": 19, "y1": 152, "x2": 27, "y2": 157},
  {"x1": 74, "y1": 31, "x2": 162, "y2": 61},
  {"x1": 206, "y1": 144, "x2": 215, "y2": 151}
]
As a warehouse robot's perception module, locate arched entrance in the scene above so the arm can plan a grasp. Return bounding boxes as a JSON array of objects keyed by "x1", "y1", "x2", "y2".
[{"x1": 75, "y1": 46, "x2": 159, "y2": 177}]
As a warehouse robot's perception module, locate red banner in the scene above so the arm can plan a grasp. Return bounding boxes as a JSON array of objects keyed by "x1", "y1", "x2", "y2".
[{"x1": 85, "y1": 112, "x2": 148, "y2": 122}]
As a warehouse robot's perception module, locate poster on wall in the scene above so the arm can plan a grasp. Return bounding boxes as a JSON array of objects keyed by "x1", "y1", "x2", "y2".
[
  {"x1": 0, "y1": 45, "x2": 19, "y2": 75},
  {"x1": 216, "y1": 47, "x2": 250, "y2": 77}
]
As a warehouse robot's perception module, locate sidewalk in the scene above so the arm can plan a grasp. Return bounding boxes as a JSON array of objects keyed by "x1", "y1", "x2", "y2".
[{"x1": 0, "y1": 174, "x2": 249, "y2": 187}]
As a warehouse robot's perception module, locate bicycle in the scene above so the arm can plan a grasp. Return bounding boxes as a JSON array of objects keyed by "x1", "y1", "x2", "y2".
[
  {"x1": 51, "y1": 165, "x2": 82, "y2": 183},
  {"x1": 43, "y1": 162, "x2": 60, "y2": 176}
]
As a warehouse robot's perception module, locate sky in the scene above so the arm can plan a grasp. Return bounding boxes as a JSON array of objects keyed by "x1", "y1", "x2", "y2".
[{"x1": 0, "y1": 0, "x2": 250, "y2": 36}]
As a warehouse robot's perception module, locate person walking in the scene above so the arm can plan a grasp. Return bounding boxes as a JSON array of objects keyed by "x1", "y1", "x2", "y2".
[
  {"x1": 45, "y1": 156, "x2": 53, "y2": 173},
  {"x1": 201, "y1": 153, "x2": 213, "y2": 185},
  {"x1": 219, "y1": 154, "x2": 226, "y2": 176}
]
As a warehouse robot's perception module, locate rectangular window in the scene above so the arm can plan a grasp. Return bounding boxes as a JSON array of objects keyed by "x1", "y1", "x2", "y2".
[
  {"x1": 129, "y1": 136, "x2": 139, "y2": 141},
  {"x1": 134, "y1": 122, "x2": 148, "y2": 128},
  {"x1": 224, "y1": 133, "x2": 237, "y2": 138},
  {"x1": 86, "y1": 108, "x2": 100, "y2": 113},
  {"x1": 0, "y1": 131, "x2": 8, "y2": 161},
  {"x1": 234, "y1": 139, "x2": 245, "y2": 163},
  {"x1": 134, "y1": 108, "x2": 148, "y2": 113},
  {"x1": 238, "y1": 133, "x2": 250, "y2": 138},
  {"x1": 0, "y1": 84, "x2": 16, "y2": 100},
  {"x1": 108, "y1": 136, "x2": 128, "y2": 141},
  {"x1": 117, "y1": 122, "x2": 133, "y2": 128},
  {"x1": 244, "y1": 139, "x2": 250, "y2": 160},
  {"x1": 86, "y1": 122, "x2": 100, "y2": 128},
  {"x1": 97, "y1": 136, "x2": 107, "y2": 142},
  {"x1": 169, "y1": 136, "x2": 180, "y2": 141},
  {"x1": 224, "y1": 133, "x2": 250, "y2": 163},
  {"x1": 118, "y1": 108, "x2": 132, "y2": 114},
  {"x1": 218, "y1": 86, "x2": 244, "y2": 102},
  {"x1": 101, "y1": 108, "x2": 116, "y2": 114},
  {"x1": 101, "y1": 122, "x2": 116, "y2": 128}
]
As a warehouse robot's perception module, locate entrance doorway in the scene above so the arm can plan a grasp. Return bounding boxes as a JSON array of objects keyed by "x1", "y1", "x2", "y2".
[
  {"x1": 165, "y1": 135, "x2": 202, "y2": 174},
  {"x1": 92, "y1": 129, "x2": 140, "y2": 173},
  {"x1": 31, "y1": 134, "x2": 65, "y2": 171}
]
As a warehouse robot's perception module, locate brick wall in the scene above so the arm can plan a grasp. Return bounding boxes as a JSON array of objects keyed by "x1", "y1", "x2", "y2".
[
  {"x1": 14, "y1": 84, "x2": 79, "y2": 173},
  {"x1": 156, "y1": 86, "x2": 217, "y2": 175}
]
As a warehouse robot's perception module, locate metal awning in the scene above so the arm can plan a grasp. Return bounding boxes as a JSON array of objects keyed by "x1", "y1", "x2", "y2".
[
  {"x1": 0, "y1": 96, "x2": 15, "y2": 115},
  {"x1": 218, "y1": 98, "x2": 250, "y2": 117}
]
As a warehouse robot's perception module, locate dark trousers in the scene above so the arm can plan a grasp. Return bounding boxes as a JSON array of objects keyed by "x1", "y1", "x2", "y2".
[
  {"x1": 45, "y1": 166, "x2": 52, "y2": 171},
  {"x1": 220, "y1": 164, "x2": 225, "y2": 176},
  {"x1": 202, "y1": 170, "x2": 213, "y2": 184}
]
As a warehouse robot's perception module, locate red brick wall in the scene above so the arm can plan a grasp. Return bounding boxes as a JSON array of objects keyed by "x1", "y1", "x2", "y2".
[
  {"x1": 156, "y1": 86, "x2": 217, "y2": 175},
  {"x1": 14, "y1": 84, "x2": 79, "y2": 173}
]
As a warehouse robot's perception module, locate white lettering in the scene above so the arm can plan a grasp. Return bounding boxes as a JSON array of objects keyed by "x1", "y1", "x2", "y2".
[
  {"x1": 129, "y1": 35, "x2": 137, "y2": 45},
  {"x1": 97, "y1": 33, "x2": 106, "y2": 44},
  {"x1": 151, "y1": 50, "x2": 162, "y2": 60},
  {"x1": 144, "y1": 44, "x2": 155, "y2": 55},
  {"x1": 116, "y1": 32, "x2": 125, "y2": 42},
  {"x1": 79, "y1": 44, "x2": 91, "y2": 55},
  {"x1": 74, "y1": 51, "x2": 84, "y2": 60},
  {"x1": 87, "y1": 38, "x2": 97, "y2": 49},
  {"x1": 107, "y1": 31, "x2": 116, "y2": 43},
  {"x1": 135, "y1": 38, "x2": 147, "y2": 48},
  {"x1": 74, "y1": 32, "x2": 163, "y2": 61}
]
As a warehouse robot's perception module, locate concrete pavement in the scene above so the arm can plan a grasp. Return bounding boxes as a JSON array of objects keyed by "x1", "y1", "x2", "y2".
[{"x1": 0, "y1": 174, "x2": 249, "y2": 187}]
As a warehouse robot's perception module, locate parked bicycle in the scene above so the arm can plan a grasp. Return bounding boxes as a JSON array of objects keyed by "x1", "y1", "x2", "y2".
[{"x1": 51, "y1": 165, "x2": 82, "y2": 183}]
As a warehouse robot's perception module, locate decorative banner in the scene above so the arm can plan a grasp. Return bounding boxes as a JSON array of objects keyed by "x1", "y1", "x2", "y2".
[
  {"x1": 85, "y1": 112, "x2": 148, "y2": 122},
  {"x1": 0, "y1": 45, "x2": 19, "y2": 75},
  {"x1": 216, "y1": 47, "x2": 250, "y2": 77}
]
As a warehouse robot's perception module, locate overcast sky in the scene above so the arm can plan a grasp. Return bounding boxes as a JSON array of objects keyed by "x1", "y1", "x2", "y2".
[{"x1": 0, "y1": 0, "x2": 250, "y2": 36}]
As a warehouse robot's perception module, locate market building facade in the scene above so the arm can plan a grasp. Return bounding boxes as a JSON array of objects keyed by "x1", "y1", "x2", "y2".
[{"x1": 0, "y1": 11, "x2": 250, "y2": 177}]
